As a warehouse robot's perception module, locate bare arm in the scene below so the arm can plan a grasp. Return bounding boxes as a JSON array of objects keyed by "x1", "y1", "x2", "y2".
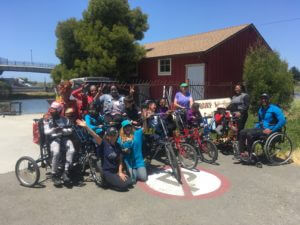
[
  {"x1": 189, "y1": 97, "x2": 194, "y2": 108},
  {"x1": 76, "y1": 119, "x2": 102, "y2": 145}
]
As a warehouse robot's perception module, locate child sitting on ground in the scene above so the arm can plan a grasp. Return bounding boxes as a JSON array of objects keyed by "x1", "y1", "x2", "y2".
[{"x1": 214, "y1": 104, "x2": 231, "y2": 136}]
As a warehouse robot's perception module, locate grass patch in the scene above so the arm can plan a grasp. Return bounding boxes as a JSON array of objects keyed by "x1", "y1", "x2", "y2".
[
  {"x1": 245, "y1": 99, "x2": 300, "y2": 151},
  {"x1": 294, "y1": 82, "x2": 300, "y2": 93}
]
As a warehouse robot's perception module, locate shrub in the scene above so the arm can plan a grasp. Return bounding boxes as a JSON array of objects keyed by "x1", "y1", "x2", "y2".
[{"x1": 243, "y1": 45, "x2": 294, "y2": 114}]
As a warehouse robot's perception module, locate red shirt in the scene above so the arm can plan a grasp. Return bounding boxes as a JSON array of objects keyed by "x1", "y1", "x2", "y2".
[
  {"x1": 71, "y1": 88, "x2": 94, "y2": 115},
  {"x1": 214, "y1": 111, "x2": 231, "y2": 125}
]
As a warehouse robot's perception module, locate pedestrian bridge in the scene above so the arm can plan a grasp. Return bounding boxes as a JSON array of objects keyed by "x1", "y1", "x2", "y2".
[{"x1": 0, "y1": 57, "x2": 56, "y2": 74}]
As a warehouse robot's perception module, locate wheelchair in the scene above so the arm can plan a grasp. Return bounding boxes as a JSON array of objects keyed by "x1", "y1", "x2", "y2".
[
  {"x1": 238, "y1": 126, "x2": 293, "y2": 167},
  {"x1": 15, "y1": 118, "x2": 105, "y2": 187}
]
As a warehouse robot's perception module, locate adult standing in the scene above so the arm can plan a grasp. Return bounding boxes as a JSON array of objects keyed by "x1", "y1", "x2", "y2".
[
  {"x1": 71, "y1": 83, "x2": 102, "y2": 114},
  {"x1": 96, "y1": 85, "x2": 134, "y2": 116},
  {"x1": 57, "y1": 81, "x2": 80, "y2": 120},
  {"x1": 229, "y1": 84, "x2": 250, "y2": 132},
  {"x1": 174, "y1": 83, "x2": 194, "y2": 109}
]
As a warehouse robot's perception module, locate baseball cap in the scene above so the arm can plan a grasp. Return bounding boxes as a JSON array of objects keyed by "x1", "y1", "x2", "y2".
[
  {"x1": 180, "y1": 83, "x2": 188, "y2": 87},
  {"x1": 260, "y1": 93, "x2": 270, "y2": 99},
  {"x1": 121, "y1": 120, "x2": 132, "y2": 128}
]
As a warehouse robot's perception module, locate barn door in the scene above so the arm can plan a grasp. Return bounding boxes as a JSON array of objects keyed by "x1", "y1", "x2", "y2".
[{"x1": 186, "y1": 64, "x2": 205, "y2": 100}]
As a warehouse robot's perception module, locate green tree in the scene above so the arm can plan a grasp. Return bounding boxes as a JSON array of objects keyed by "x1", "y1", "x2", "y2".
[
  {"x1": 51, "y1": 0, "x2": 148, "y2": 83},
  {"x1": 243, "y1": 45, "x2": 294, "y2": 114},
  {"x1": 290, "y1": 66, "x2": 300, "y2": 82}
]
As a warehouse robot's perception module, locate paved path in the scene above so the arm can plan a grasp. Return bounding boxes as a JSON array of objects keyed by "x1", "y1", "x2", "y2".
[{"x1": 0, "y1": 114, "x2": 300, "y2": 225}]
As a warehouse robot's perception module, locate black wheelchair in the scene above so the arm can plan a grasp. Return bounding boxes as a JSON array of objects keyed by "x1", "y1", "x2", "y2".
[
  {"x1": 236, "y1": 126, "x2": 293, "y2": 167},
  {"x1": 15, "y1": 118, "x2": 105, "y2": 187}
]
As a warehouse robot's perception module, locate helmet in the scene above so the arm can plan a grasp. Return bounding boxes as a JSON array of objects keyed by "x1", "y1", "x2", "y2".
[
  {"x1": 260, "y1": 93, "x2": 270, "y2": 100},
  {"x1": 50, "y1": 101, "x2": 63, "y2": 112}
]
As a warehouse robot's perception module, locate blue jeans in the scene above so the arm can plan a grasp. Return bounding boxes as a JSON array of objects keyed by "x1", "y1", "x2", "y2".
[{"x1": 127, "y1": 167, "x2": 147, "y2": 183}]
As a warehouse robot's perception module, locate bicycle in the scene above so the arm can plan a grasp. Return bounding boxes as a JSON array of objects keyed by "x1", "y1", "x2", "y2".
[
  {"x1": 144, "y1": 113, "x2": 182, "y2": 184},
  {"x1": 173, "y1": 110, "x2": 218, "y2": 164},
  {"x1": 15, "y1": 119, "x2": 104, "y2": 187}
]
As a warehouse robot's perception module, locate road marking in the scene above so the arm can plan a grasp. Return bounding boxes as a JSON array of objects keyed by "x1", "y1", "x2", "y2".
[{"x1": 138, "y1": 166, "x2": 230, "y2": 199}]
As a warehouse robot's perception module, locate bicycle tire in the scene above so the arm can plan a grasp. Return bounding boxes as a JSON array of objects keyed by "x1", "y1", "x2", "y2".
[
  {"x1": 88, "y1": 155, "x2": 106, "y2": 187},
  {"x1": 198, "y1": 139, "x2": 218, "y2": 163},
  {"x1": 177, "y1": 143, "x2": 198, "y2": 170},
  {"x1": 165, "y1": 143, "x2": 182, "y2": 184},
  {"x1": 15, "y1": 156, "x2": 40, "y2": 187},
  {"x1": 266, "y1": 133, "x2": 293, "y2": 165}
]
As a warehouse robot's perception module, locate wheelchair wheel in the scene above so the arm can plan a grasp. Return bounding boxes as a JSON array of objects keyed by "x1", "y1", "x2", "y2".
[
  {"x1": 15, "y1": 156, "x2": 40, "y2": 187},
  {"x1": 266, "y1": 133, "x2": 293, "y2": 165},
  {"x1": 88, "y1": 155, "x2": 106, "y2": 187},
  {"x1": 198, "y1": 140, "x2": 218, "y2": 164},
  {"x1": 177, "y1": 143, "x2": 198, "y2": 170}
]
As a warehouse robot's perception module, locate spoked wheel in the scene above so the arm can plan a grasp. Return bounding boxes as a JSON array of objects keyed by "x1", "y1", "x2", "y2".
[
  {"x1": 165, "y1": 143, "x2": 182, "y2": 184},
  {"x1": 266, "y1": 134, "x2": 293, "y2": 165},
  {"x1": 198, "y1": 140, "x2": 218, "y2": 163},
  {"x1": 177, "y1": 143, "x2": 198, "y2": 170},
  {"x1": 15, "y1": 156, "x2": 40, "y2": 187},
  {"x1": 88, "y1": 155, "x2": 106, "y2": 187}
]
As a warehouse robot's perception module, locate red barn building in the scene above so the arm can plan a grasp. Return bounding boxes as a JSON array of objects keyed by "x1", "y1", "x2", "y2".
[{"x1": 138, "y1": 23, "x2": 269, "y2": 100}]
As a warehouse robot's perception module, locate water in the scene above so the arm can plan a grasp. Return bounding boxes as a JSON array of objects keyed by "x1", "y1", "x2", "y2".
[
  {"x1": 295, "y1": 92, "x2": 300, "y2": 99},
  {"x1": 11, "y1": 99, "x2": 52, "y2": 114}
]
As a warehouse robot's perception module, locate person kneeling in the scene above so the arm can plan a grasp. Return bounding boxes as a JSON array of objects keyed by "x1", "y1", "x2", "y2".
[
  {"x1": 76, "y1": 120, "x2": 132, "y2": 191},
  {"x1": 118, "y1": 120, "x2": 147, "y2": 184},
  {"x1": 44, "y1": 101, "x2": 75, "y2": 186}
]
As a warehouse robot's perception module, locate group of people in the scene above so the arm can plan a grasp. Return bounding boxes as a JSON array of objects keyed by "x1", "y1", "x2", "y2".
[{"x1": 42, "y1": 80, "x2": 286, "y2": 190}]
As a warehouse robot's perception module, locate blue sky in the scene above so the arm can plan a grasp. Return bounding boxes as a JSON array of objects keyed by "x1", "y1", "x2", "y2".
[{"x1": 0, "y1": 0, "x2": 299, "y2": 82}]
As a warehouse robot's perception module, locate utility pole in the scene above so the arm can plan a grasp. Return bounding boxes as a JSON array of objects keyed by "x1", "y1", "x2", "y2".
[{"x1": 30, "y1": 49, "x2": 33, "y2": 64}]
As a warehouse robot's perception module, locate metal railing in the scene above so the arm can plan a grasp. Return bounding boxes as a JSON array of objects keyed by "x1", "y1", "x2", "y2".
[{"x1": 0, "y1": 57, "x2": 56, "y2": 69}]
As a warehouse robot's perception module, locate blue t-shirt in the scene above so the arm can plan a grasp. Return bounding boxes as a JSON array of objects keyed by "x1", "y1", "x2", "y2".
[
  {"x1": 118, "y1": 128, "x2": 145, "y2": 169},
  {"x1": 174, "y1": 92, "x2": 192, "y2": 109}
]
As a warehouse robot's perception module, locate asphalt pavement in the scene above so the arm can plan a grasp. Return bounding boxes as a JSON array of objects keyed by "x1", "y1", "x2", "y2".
[{"x1": 0, "y1": 114, "x2": 300, "y2": 225}]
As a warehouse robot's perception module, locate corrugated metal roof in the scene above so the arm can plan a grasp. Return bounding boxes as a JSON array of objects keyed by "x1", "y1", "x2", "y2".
[{"x1": 144, "y1": 24, "x2": 251, "y2": 58}]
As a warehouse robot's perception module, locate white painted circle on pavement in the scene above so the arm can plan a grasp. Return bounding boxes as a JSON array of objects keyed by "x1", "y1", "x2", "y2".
[{"x1": 139, "y1": 167, "x2": 230, "y2": 199}]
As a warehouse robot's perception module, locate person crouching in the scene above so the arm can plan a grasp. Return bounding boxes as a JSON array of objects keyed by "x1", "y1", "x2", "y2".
[{"x1": 44, "y1": 101, "x2": 75, "y2": 186}]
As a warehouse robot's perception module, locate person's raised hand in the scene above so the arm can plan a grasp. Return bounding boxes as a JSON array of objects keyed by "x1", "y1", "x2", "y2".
[
  {"x1": 76, "y1": 119, "x2": 87, "y2": 128},
  {"x1": 129, "y1": 85, "x2": 135, "y2": 95}
]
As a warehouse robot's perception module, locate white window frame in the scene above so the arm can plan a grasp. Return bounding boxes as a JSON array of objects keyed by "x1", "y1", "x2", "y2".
[{"x1": 158, "y1": 58, "x2": 172, "y2": 76}]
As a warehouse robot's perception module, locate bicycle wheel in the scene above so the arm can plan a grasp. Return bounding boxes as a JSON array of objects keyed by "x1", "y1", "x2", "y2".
[
  {"x1": 198, "y1": 139, "x2": 218, "y2": 163},
  {"x1": 177, "y1": 143, "x2": 198, "y2": 170},
  {"x1": 15, "y1": 156, "x2": 40, "y2": 187},
  {"x1": 88, "y1": 155, "x2": 106, "y2": 187},
  {"x1": 165, "y1": 143, "x2": 182, "y2": 184},
  {"x1": 266, "y1": 133, "x2": 293, "y2": 165}
]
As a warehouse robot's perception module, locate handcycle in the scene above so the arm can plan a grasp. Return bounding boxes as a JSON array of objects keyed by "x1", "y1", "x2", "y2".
[
  {"x1": 213, "y1": 112, "x2": 240, "y2": 157},
  {"x1": 144, "y1": 113, "x2": 182, "y2": 184},
  {"x1": 236, "y1": 125, "x2": 293, "y2": 167},
  {"x1": 15, "y1": 118, "x2": 104, "y2": 187},
  {"x1": 173, "y1": 109, "x2": 218, "y2": 164}
]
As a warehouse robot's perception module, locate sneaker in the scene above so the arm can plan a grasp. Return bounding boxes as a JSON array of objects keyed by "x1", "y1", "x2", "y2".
[
  {"x1": 52, "y1": 174, "x2": 62, "y2": 187},
  {"x1": 240, "y1": 152, "x2": 249, "y2": 160},
  {"x1": 62, "y1": 171, "x2": 71, "y2": 183}
]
